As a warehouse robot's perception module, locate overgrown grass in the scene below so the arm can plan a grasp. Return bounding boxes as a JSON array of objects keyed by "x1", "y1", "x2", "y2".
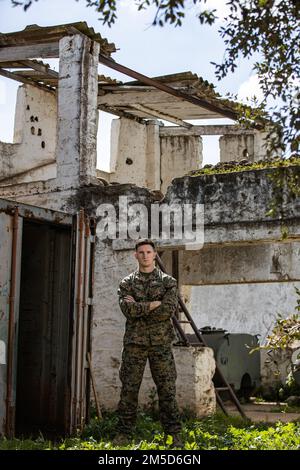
[{"x1": 1, "y1": 411, "x2": 300, "y2": 450}]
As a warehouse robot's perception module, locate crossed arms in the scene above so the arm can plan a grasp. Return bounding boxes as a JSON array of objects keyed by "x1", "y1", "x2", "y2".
[{"x1": 118, "y1": 279, "x2": 178, "y2": 321}]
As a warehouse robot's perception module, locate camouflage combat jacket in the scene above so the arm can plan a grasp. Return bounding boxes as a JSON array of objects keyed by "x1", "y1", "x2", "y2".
[{"x1": 118, "y1": 267, "x2": 178, "y2": 346}]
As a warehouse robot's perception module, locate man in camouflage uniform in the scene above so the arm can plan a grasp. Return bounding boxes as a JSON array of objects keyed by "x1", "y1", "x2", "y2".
[{"x1": 116, "y1": 238, "x2": 182, "y2": 446}]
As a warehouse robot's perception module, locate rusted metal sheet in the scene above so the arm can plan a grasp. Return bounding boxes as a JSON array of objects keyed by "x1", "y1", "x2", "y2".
[
  {"x1": 0, "y1": 198, "x2": 72, "y2": 226},
  {"x1": 6, "y1": 209, "x2": 19, "y2": 437},
  {"x1": 0, "y1": 199, "x2": 93, "y2": 437},
  {"x1": 69, "y1": 210, "x2": 93, "y2": 433},
  {"x1": 0, "y1": 212, "x2": 13, "y2": 436},
  {"x1": 0, "y1": 22, "x2": 116, "y2": 57}
]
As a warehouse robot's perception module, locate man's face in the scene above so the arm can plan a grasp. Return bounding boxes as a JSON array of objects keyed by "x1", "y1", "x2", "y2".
[{"x1": 135, "y1": 244, "x2": 156, "y2": 268}]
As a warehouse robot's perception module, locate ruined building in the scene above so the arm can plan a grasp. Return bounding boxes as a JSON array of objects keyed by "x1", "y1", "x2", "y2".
[{"x1": 0, "y1": 23, "x2": 299, "y2": 437}]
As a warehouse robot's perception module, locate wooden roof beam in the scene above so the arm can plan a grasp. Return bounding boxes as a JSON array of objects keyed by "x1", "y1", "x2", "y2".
[
  {"x1": 130, "y1": 104, "x2": 192, "y2": 128},
  {"x1": 98, "y1": 54, "x2": 238, "y2": 121},
  {"x1": 0, "y1": 67, "x2": 55, "y2": 94},
  {"x1": 0, "y1": 43, "x2": 59, "y2": 62},
  {"x1": 18, "y1": 59, "x2": 58, "y2": 79},
  {"x1": 98, "y1": 104, "x2": 146, "y2": 124}
]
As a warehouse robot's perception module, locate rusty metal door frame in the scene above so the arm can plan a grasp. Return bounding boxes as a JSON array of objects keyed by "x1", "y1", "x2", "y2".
[
  {"x1": 0, "y1": 198, "x2": 75, "y2": 437},
  {"x1": 5, "y1": 208, "x2": 22, "y2": 437},
  {"x1": 69, "y1": 209, "x2": 94, "y2": 434}
]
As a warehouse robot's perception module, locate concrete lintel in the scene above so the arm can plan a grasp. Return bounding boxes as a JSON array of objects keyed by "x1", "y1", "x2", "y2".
[
  {"x1": 159, "y1": 125, "x2": 259, "y2": 136},
  {"x1": 111, "y1": 220, "x2": 300, "y2": 251}
]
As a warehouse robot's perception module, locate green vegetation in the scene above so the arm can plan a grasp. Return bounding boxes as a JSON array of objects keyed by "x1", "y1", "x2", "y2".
[
  {"x1": 187, "y1": 155, "x2": 300, "y2": 177},
  {"x1": 1, "y1": 412, "x2": 300, "y2": 450}
]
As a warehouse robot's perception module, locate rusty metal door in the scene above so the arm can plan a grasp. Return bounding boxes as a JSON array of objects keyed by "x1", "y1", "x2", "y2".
[
  {"x1": 69, "y1": 209, "x2": 94, "y2": 433},
  {"x1": 0, "y1": 208, "x2": 22, "y2": 437},
  {"x1": 0, "y1": 201, "x2": 94, "y2": 436}
]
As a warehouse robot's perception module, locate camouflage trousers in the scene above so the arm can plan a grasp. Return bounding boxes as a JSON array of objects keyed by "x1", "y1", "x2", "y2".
[{"x1": 117, "y1": 343, "x2": 181, "y2": 436}]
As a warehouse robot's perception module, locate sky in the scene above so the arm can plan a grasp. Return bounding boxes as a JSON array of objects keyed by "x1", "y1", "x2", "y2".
[{"x1": 0, "y1": 0, "x2": 260, "y2": 169}]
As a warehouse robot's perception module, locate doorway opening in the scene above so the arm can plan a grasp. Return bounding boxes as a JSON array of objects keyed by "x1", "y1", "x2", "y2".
[{"x1": 16, "y1": 219, "x2": 73, "y2": 436}]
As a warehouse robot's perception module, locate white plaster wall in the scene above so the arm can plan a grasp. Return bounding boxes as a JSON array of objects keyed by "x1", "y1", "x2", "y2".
[
  {"x1": 108, "y1": 119, "x2": 202, "y2": 192},
  {"x1": 160, "y1": 134, "x2": 203, "y2": 193},
  {"x1": 146, "y1": 120, "x2": 161, "y2": 190},
  {"x1": 180, "y1": 243, "x2": 300, "y2": 285},
  {"x1": 0, "y1": 84, "x2": 57, "y2": 181},
  {"x1": 219, "y1": 134, "x2": 255, "y2": 162},
  {"x1": 110, "y1": 118, "x2": 148, "y2": 187},
  {"x1": 57, "y1": 34, "x2": 99, "y2": 188},
  {"x1": 187, "y1": 281, "x2": 300, "y2": 344}
]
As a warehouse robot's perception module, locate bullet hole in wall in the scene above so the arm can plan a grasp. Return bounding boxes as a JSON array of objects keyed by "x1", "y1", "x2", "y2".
[
  {"x1": 41, "y1": 141, "x2": 45, "y2": 149},
  {"x1": 126, "y1": 158, "x2": 133, "y2": 165},
  {"x1": 27, "y1": 105, "x2": 30, "y2": 110},
  {"x1": 38, "y1": 129, "x2": 42, "y2": 136},
  {"x1": 31, "y1": 126, "x2": 35, "y2": 135}
]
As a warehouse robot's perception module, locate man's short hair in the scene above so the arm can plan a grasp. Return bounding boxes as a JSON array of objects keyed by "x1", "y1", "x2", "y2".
[{"x1": 135, "y1": 238, "x2": 156, "y2": 251}]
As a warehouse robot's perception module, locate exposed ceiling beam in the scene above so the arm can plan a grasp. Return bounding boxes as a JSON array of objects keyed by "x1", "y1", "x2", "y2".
[
  {"x1": 130, "y1": 103, "x2": 192, "y2": 128},
  {"x1": 98, "y1": 54, "x2": 238, "y2": 121},
  {"x1": 160, "y1": 124, "x2": 259, "y2": 136},
  {"x1": 0, "y1": 43, "x2": 59, "y2": 62},
  {"x1": 19, "y1": 59, "x2": 59, "y2": 78},
  {"x1": 98, "y1": 104, "x2": 146, "y2": 124},
  {"x1": 0, "y1": 67, "x2": 55, "y2": 94}
]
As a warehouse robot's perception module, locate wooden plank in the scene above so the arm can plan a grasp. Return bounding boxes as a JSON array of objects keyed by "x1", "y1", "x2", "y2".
[
  {"x1": 0, "y1": 61, "x2": 30, "y2": 68},
  {"x1": 0, "y1": 68, "x2": 55, "y2": 94},
  {"x1": 98, "y1": 104, "x2": 146, "y2": 124},
  {"x1": 0, "y1": 43, "x2": 59, "y2": 62},
  {"x1": 98, "y1": 88, "x2": 226, "y2": 120},
  {"x1": 113, "y1": 104, "x2": 219, "y2": 120},
  {"x1": 98, "y1": 89, "x2": 187, "y2": 107},
  {"x1": 98, "y1": 54, "x2": 238, "y2": 121},
  {"x1": 19, "y1": 60, "x2": 58, "y2": 78},
  {"x1": 12, "y1": 70, "x2": 51, "y2": 78},
  {"x1": 130, "y1": 103, "x2": 192, "y2": 128}
]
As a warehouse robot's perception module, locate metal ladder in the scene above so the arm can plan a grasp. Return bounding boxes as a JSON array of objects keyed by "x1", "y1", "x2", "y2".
[{"x1": 156, "y1": 253, "x2": 247, "y2": 420}]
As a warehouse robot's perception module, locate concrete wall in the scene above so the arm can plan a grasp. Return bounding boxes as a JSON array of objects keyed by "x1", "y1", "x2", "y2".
[
  {"x1": 104, "y1": 118, "x2": 202, "y2": 193},
  {"x1": 219, "y1": 132, "x2": 268, "y2": 163},
  {"x1": 187, "y1": 281, "x2": 300, "y2": 344},
  {"x1": 160, "y1": 134, "x2": 202, "y2": 193},
  {"x1": 56, "y1": 34, "x2": 100, "y2": 188},
  {"x1": 110, "y1": 118, "x2": 151, "y2": 187},
  {"x1": 0, "y1": 84, "x2": 57, "y2": 183},
  {"x1": 0, "y1": 32, "x2": 101, "y2": 203}
]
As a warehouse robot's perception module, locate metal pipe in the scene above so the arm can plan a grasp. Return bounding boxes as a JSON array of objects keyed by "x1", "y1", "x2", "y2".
[
  {"x1": 79, "y1": 216, "x2": 90, "y2": 429},
  {"x1": 72, "y1": 209, "x2": 85, "y2": 432}
]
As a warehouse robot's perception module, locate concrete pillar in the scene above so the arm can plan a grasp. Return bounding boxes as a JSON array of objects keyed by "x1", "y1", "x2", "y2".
[
  {"x1": 110, "y1": 118, "x2": 148, "y2": 186},
  {"x1": 146, "y1": 120, "x2": 161, "y2": 190},
  {"x1": 160, "y1": 134, "x2": 203, "y2": 193},
  {"x1": 0, "y1": 84, "x2": 56, "y2": 181},
  {"x1": 57, "y1": 34, "x2": 99, "y2": 188},
  {"x1": 219, "y1": 134, "x2": 255, "y2": 162},
  {"x1": 139, "y1": 346, "x2": 216, "y2": 417}
]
